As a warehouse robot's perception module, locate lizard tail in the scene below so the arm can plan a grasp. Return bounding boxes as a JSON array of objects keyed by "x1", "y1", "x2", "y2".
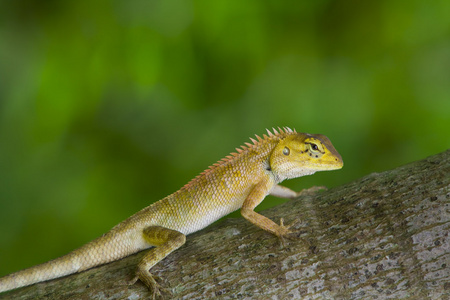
[
  {"x1": 0, "y1": 252, "x2": 80, "y2": 293},
  {"x1": 0, "y1": 230, "x2": 139, "y2": 293}
]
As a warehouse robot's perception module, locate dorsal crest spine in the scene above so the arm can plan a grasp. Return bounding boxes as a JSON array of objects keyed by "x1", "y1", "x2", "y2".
[
  {"x1": 217, "y1": 127, "x2": 295, "y2": 166},
  {"x1": 180, "y1": 127, "x2": 296, "y2": 190}
]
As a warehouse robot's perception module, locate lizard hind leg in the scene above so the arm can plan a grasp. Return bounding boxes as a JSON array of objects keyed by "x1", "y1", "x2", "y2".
[{"x1": 130, "y1": 226, "x2": 186, "y2": 299}]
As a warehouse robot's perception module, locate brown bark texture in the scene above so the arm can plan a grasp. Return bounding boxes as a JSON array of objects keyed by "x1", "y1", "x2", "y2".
[{"x1": 1, "y1": 150, "x2": 449, "y2": 300}]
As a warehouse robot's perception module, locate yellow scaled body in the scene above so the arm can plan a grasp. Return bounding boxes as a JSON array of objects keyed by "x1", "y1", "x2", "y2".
[{"x1": 0, "y1": 127, "x2": 343, "y2": 298}]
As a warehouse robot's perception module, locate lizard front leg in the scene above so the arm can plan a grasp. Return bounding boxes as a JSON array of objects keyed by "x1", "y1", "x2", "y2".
[
  {"x1": 241, "y1": 179, "x2": 296, "y2": 241},
  {"x1": 130, "y1": 226, "x2": 186, "y2": 299},
  {"x1": 270, "y1": 184, "x2": 327, "y2": 199},
  {"x1": 269, "y1": 184, "x2": 298, "y2": 199}
]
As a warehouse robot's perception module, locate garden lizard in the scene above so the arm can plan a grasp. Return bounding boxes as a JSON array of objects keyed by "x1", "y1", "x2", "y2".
[{"x1": 0, "y1": 127, "x2": 343, "y2": 298}]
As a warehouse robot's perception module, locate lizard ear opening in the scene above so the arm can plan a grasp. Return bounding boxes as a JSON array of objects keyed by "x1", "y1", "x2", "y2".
[{"x1": 268, "y1": 135, "x2": 301, "y2": 176}]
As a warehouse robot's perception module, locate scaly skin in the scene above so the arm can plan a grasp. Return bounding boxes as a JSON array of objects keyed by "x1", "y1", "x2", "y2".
[{"x1": 0, "y1": 127, "x2": 343, "y2": 298}]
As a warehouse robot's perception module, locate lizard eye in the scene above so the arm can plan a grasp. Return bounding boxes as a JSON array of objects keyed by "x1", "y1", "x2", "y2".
[
  {"x1": 307, "y1": 142, "x2": 324, "y2": 158},
  {"x1": 283, "y1": 147, "x2": 290, "y2": 156}
]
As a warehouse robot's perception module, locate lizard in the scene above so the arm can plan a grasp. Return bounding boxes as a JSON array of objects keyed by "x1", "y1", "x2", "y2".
[{"x1": 0, "y1": 127, "x2": 343, "y2": 298}]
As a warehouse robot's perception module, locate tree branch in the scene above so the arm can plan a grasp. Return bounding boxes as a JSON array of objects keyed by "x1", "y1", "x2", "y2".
[{"x1": 2, "y1": 150, "x2": 449, "y2": 300}]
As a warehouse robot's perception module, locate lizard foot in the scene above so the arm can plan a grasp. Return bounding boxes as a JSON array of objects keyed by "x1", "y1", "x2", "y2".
[
  {"x1": 296, "y1": 186, "x2": 327, "y2": 197},
  {"x1": 129, "y1": 270, "x2": 170, "y2": 300},
  {"x1": 275, "y1": 218, "x2": 302, "y2": 247}
]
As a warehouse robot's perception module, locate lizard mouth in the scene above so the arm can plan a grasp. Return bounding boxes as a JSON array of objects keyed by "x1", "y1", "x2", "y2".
[{"x1": 308, "y1": 160, "x2": 343, "y2": 171}]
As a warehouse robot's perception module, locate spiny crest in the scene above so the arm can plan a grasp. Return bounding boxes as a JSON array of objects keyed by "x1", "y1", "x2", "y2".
[
  {"x1": 198, "y1": 127, "x2": 295, "y2": 174},
  {"x1": 237, "y1": 127, "x2": 293, "y2": 158},
  {"x1": 221, "y1": 127, "x2": 295, "y2": 160},
  {"x1": 180, "y1": 127, "x2": 296, "y2": 190}
]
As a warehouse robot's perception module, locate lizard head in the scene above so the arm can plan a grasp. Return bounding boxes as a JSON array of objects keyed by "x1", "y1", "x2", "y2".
[{"x1": 269, "y1": 133, "x2": 343, "y2": 181}]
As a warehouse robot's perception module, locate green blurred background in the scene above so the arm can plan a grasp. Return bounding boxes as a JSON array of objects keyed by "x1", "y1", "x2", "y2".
[{"x1": 0, "y1": 1, "x2": 449, "y2": 276}]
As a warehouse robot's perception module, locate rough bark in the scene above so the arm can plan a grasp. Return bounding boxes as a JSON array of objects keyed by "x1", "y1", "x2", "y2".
[{"x1": 1, "y1": 150, "x2": 449, "y2": 300}]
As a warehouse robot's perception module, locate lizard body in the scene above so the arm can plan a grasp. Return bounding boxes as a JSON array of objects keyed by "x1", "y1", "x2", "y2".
[{"x1": 0, "y1": 127, "x2": 343, "y2": 298}]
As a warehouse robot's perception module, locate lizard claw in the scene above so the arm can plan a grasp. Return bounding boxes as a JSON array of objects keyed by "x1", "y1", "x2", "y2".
[
  {"x1": 296, "y1": 186, "x2": 327, "y2": 197},
  {"x1": 129, "y1": 270, "x2": 171, "y2": 299},
  {"x1": 276, "y1": 218, "x2": 302, "y2": 247}
]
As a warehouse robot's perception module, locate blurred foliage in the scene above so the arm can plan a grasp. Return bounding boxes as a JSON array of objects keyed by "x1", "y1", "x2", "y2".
[{"x1": 0, "y1": 0, "x2": 449, "y2": 275}]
